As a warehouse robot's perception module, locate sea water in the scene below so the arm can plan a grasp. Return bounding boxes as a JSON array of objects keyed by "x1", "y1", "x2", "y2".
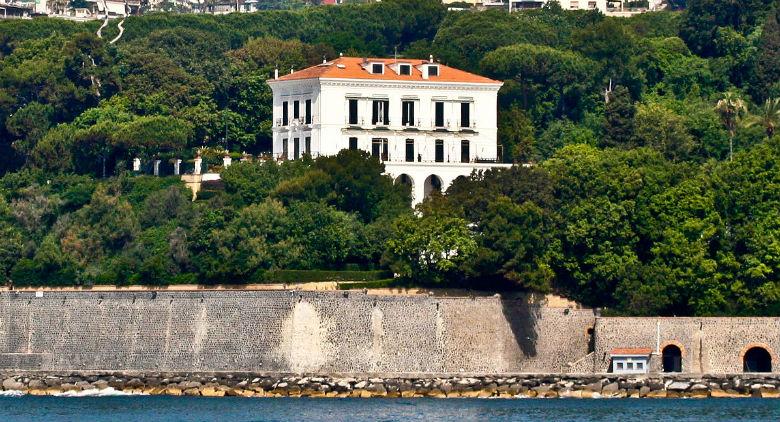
[{"x1": 1, "y1": 396, "x2": 779, "y2": 421}]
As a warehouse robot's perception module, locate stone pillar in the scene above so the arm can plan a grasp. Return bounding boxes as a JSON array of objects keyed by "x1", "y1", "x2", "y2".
[
  {"x1": 174, "y1": 159, "x2": 182, "y2": 176},
  {"x1": 153, "y1": 160, "x2": 161, "y2": 176},
  {"x1": 194, "y1": 156, "x2": 203, "y2": 175},
  {"x1": 240, "y1": 152, "x2": 250, "y2": 163},
  {"x1": 133, "y1": 158, "x2": 141, "y2": 172},
  {"x1": 223, "y1": 155, "x2": 232, "y2": 168}
]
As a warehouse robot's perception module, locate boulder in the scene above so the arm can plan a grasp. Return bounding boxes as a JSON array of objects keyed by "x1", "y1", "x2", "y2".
[
  {"x1": 183, "y1": 388, "x2": 201, "y2": 396},
  {"x1": 28, "y1": 379, "x2": 46, "y2": 390},
  {"x1": 200, "y1": 386, "x2": 225, "y2": 397},
  {"x1": 667, "y1": 382, "x2": 691, "y2": 391},
  {"x1": 601, "y1": 382, "x2": 620, "y2": 397}
]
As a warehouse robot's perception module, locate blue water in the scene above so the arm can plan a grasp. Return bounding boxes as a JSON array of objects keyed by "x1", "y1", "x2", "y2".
[{"x1": 1, "y1": 397, "x2": 779, "y2": 421}]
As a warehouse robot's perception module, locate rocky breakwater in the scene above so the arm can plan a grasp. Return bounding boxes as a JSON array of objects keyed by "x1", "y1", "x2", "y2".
[{"x1": 2, "y1": 373, "x2": 780, "y2": 398}]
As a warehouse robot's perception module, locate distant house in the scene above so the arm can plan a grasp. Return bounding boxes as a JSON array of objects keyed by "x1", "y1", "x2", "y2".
[
  {"x1": 610, "y1": 348, "x2": 651, "y2": 374},
  {"x1": 443, "y1": 0, "x2": 667, "y2": 15},
  {"x1": 267, "y1": 56, "x2": 510, "y2": 205}
]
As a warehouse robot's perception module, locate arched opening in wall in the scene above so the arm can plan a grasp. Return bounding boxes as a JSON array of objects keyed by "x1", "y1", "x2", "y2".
[
  {"x1": 743, "y1": 347, "x2": 772, "y2": 372},
  {"x1": 662, "y1": 345, "x2": 682, "y2": 372},
  {"x1": 423, "y1": 175, "x2": 443, "y2": 199},
  {"x1": 395, "y1": 174, "x2": 413, "y2": 187}
]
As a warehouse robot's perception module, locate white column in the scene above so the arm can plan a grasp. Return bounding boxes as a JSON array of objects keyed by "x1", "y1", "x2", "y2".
[
  {"x1": 153, "y1": 160, "x2": 161, "y2": 176},
  {"x1": 132, "y1": 158, "x2": 141, "y2": 172},
  {"x1": 223, "y1": 155, "x2": 232, "y2": 168},
  {"x1": 194, "y1": 157, "x2": 203, "y2": 175},
  {"x1": 174, "y1": 159, "x2": 182, "y2": 176}
]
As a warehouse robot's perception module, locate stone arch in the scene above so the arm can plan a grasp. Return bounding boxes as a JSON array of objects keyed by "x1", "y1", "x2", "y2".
[
  {"x1": 661, "y1": 343, "x2": 684, "y2": 373},
  {"x1": 423, "y1": 174, "x2": 443, "y2": 199},
  {"x1": 395, "y1": 174, "x2": 414, "y2": 187},
  {"x1": 742, "y1": 344, "x2": 774, "y2": 373}
]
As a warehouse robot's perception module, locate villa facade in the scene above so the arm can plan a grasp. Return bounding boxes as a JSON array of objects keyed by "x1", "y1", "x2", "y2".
[{"x1": 267, "y1": 56, "x2": 509, "y2": 205}]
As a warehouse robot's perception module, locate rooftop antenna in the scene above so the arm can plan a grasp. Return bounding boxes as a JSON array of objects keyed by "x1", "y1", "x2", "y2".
[{"x1": 604, "y1": 79, "x2": 613, "y2": 104}]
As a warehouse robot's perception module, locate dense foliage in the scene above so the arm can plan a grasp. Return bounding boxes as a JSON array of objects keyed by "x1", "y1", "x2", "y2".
[{"x1": 2, "y1": 0, "x2": 780, "y2": 316}]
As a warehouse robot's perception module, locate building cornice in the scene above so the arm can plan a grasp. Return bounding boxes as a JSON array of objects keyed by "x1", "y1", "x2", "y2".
[
  {"x1": 268, "y1": 77, "x2": 502, "y2": 92},
  {"x1": 319, "y1": 78, "x2": 502, "y2": 91}
]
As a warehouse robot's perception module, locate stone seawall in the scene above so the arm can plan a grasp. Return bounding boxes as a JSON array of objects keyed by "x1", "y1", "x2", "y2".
[
  {"x1": 0, "y1": 290, "x2": 594, "y2": 375},
  {"x1": 594, "y1": 317, "x2": 780, "y2": 373},
  {"x1": 2, "y1": 372, "x2": 780, "y2": 398}
]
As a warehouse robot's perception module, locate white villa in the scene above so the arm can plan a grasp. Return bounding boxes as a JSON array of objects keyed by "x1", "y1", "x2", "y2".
[{"x1": 266, "y1": 56, "x2": 510, "y2": 205}]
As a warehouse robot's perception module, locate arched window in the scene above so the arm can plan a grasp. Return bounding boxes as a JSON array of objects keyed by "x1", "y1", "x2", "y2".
[
  {"x1": 662, "y1": 345, "x2": 682, "y2": 373},
  {"x1": 744, "y1": 347, "x2": 772, "y2": 372}
]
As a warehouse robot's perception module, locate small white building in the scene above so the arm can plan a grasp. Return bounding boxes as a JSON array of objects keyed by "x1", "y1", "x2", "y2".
[
  {"x1": 267, "y1": 56, "x2": 509, "y2": 205},
  {"x1": 610, "y1": 348, "x2": 651, "y2": 374}
]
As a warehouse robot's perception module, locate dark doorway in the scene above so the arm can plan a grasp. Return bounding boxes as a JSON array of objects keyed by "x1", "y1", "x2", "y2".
[
  {"x1": 662, "y1": 345, "x2": 682, "y2": 372},
  {"x1": 744, "y1": 347, "x2": 772, "y2": 372}
]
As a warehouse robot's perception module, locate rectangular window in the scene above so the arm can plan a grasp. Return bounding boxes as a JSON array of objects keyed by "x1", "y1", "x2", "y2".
[
  {"x1": 434, "y1": 102, "x2": 444, "y2": 127},
  {"x1": 428, "y1": 65, "x2": 439, "y2": 77},
  {"x1": 282, "y1": 101, "x2": 289, "y2": 126},
  {"x1": 371, "y1": 138, "x2": 388, "y2": 161},
  {"x1": 349, "y1": 137, "x2": 358, "y2": 150},
  {"x1": 461, "y1": 140, "x2": 470, "y2": 163},
  {"x1": 293, "y1": 138, "x2": 300, "y2": 160},
  {"x1": 305, "y1": 136, "x2": 311, "y2": 155},
  {"x1": 372, "y1": 100, "x2": 390, "y2": 125},
  {"x1": 402, "y1": 101, "x2": 415, "y2": 126},
  {"x1": 371, "y1": 63, "x2": 383, "y2": 74},
  {"x1": 637, "y1": 362, "x2": 644, "y2": 370},
  {"x1": 399, "y1": 64, "x2": 411, "y2": 75},
  {"x1": 435, "y1": 139, "x2": 444, "y2": 162},
  {"x1": 293, "y1": 100, "x2": 300, "y2": 119},
  {"x1": 460, "y1": 102, "x2": 470, "y2": 128},
  {"x1": 348, "y1": 99, "x2": 358, "y2": 125},
  {"x1": 616, "y1": 362, "x2": 624, "y2": 370},
  {"x1": 282, "y1": 138, "x2": 288, "y2": 159},
  {"x1": 405, "y1": 139, "x2": 414, "y2": 162},
  {"x1": 305, "y1": 99, "x2": 312, "y2": 124},
  {"x1": 627, "y1": 362, "x2": 634, "y2": 370}
]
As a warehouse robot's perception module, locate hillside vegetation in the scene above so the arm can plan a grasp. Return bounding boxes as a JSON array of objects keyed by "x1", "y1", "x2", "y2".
[{"x1": 1, "y1": 0, "x2": 780, "y2": 316}]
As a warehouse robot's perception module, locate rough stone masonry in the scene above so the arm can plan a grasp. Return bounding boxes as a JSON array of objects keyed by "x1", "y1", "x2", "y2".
[{"x1": 2, "y1": 290, "x2": 780, "y2": 383}]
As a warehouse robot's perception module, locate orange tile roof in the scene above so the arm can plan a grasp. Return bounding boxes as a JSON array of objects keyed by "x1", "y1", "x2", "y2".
[
  {"x1": 611, "y1": 348, "x2": 652, "y2": 356},
  {"x1": 270, "y1": 56, "x2": 501, "y2": 85}
]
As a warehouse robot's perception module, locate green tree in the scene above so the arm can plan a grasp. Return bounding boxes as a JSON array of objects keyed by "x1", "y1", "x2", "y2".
[
  {"x1": 384, "y1": 212, "x2": 477, "y2": 283},
  {"x1": 602, "y1": 86, "x2": 636, "y2": 148},
  {"x1": 497, "y1": 105, "x2": 536, "y2": 163},
  {"x1": 633, "y1": 102, "x2": 696, "y2": 160},
  {"x1": 753, "y1": 7, "x2": 780, "y2": 100}
]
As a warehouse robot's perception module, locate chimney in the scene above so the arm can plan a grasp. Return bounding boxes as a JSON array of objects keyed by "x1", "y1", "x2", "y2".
[
  {"x1": 339, "y1": 52, "x2": 343, "y2": 57},
  {"x1": 274, "y1": 67, "x2": 279, "y2": 80},
  {"x1": 290, "y1": 67, "x2": 294, "y2": 74},
  {"x1": 429, "y1": 54, "x2": 434, "y2": 63}
]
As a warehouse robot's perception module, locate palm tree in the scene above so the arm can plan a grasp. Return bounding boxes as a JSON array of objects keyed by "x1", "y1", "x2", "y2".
[
  {"x1": 715, "y1": 92, "x2": 748, "y2": 161},
  {"x1": 747, "y1": 98, "x2": 780, "y2": 139}
]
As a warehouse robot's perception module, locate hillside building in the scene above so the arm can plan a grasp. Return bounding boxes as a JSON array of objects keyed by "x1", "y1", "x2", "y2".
[{"x1": 267, "y1": 56, "x2": 509, "y2": 205}]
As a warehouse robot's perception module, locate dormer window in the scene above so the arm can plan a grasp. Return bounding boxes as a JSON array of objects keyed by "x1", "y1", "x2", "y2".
[
  {"x1": 399, "y1": 64, "x2": 411, "y2": 75},
  {"x1": 428, "y1": 65, "x2": 439, "y2": 77},
  {"x1": 371, "y1": 63, "x2": 384, "y2": 74}
]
